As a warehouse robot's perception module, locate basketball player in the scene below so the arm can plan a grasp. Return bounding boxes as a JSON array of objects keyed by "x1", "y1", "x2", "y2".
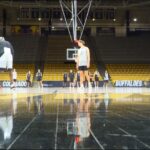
[
  {"x1": 103, "y1": 70, "x2": 109, "y2": 90},
  {"x1": 0, "y1": 37, "x2": 14, "y2": 87},
  {"x1": 36, "y1": 69, "x2": 43, "y2": 88},
  {"x1": 75, "y1": 40, "x2": 91, "y2": 91},
  {"x1": 63, "y1": 71, "x2": 68, "y2": 87},
  {"x1": 69, "y1": 70, "x2": 75, "y2": 88},
  {"x1": 76, "y1": 71, "x2": 80, "y2": 88},
  {"x1": 26, "y1": 70, "x2": 32, "y2": 87},
  {"x1": 94, "y1": 70, "x2": 100, "y2": 88},
  {"x1": 11, "y1": 69, "x2": 17, "y2": 89}
]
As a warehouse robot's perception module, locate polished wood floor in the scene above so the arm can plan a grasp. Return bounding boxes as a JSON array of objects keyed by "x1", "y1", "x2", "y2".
[{"x1": 0, "y1": 87, "x2": 150, "y2": 149}]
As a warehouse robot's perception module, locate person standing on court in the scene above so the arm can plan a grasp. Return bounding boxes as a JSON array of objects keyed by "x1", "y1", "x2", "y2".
[
  {"x1": 36, "y1": 69, "x2": 43, "y2": 88},
  {"x1": 11, "y1": 68, "x2": 17, "y2": 89},
  {"x1": 94, "y1": 70, "x2": 100, "y2": 88},
  {"x1": 63, "y1": 71, "x2": 68, "y2": 87},
  {"x1": 69, "y1": 70, "x2": 75, "y2": 88},
  {"x1": 103, "y1": 70, "x2": 109, "y2": 90},
  {"x1": 76, "y1": 71, "x2": 80, "y2": 88},
  {"x1": 0, "y1": 37, "x2": 14, "y2": 88},
  {"x1": 26, "y1": 70, "x2": 32, "y2": 87},
  {"x1": 75, "y1": 40, "x2": 92, "y2": 91}
]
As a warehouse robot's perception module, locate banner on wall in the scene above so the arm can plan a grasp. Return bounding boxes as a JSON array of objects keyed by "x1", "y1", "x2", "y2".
[
  {"x1": 115, "y1": 80, "x2": 144, "y2": 87},
  {"x1": 43, "y1": 81, "x2": 104, "y2": 87},
  {"x1": 0, "y1": 81, "x2": 27, "y2": 87},
  {"x1": 43, "y1": 81, "x2": 63, "y2": 87},
  {"x1": 0, "y1": 80, "x2": 146, "y2": 87},
  {"x1": 0, "y1": 81, "x2": 64, "y2": 88}
]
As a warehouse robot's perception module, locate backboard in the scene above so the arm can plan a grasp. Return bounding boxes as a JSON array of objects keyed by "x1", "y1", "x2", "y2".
[{"x1": 66, "y1": 48, "x2": 78, "y2": 61}]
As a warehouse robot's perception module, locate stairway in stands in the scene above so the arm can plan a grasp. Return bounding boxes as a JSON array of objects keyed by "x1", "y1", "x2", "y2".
[{"x1": 84, "y1": 35, "x2": 106, "y2": 79}]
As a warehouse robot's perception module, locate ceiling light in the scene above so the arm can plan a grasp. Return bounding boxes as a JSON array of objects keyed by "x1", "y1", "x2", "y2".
[
  {"x1": 92, "y1": 18, "x2": 95, "y2": 21},
  {"x1": 38, "y1": 17, "x2": 42, "y2": 21},
  {"x1": 133, "y1": 18, "x2": 137, "y2": 22}
]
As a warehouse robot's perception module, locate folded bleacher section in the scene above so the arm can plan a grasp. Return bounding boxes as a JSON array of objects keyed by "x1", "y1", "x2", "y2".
[
  {"x1": 106, "y1": 64, "x2": 150, "y2": 82},
  {"x1": 7, "y1": 34, "x2": 40, "y2": 63}
]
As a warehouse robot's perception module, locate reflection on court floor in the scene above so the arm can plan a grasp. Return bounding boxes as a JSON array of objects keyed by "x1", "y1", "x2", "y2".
[{"x1": 0, "y1": 87, "x2": 150, "y2": 149}]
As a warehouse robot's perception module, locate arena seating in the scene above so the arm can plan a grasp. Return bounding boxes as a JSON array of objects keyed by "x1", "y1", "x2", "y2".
[
  {"x1": 90, "y1": 35, "x2": 150, "y2": 63},
  {"x1": 106, "y1": 64, "x2": 150, "y2": 82},
  {"x1": 0, "y1": 72, "x2": 10, "y2": 81},
  {"x1": 42, "y1": 35, "x2": 98, "y2": 81},
  {"x1": 0, "y1": 64, "x2": 35, "y2": 81},
  {"x1": 7, "y1": 35, "x2": 40, "y2": 63},
  {"x1": 13, "y1": 64, "x2": 35, "y2": 80},
  {"x1": 45, "y1": 36, "x2": 72, "y2": 62},
  {"x1": 43, "y1": 63, "x2": 101, "y2": 81}
]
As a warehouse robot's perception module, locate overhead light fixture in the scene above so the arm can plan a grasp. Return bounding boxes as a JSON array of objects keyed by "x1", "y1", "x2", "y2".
[
  {"x1": 133, "y1": 18, "x2": 137, "y2": 22},
  {"x1": 52, "y1": 26, "x2": 55, "y2": 30},
  {"x1": 60, "y1": 17, "x2": 63, "y2": 21},
  {"x1": 38, "y1": 17, "x2": 42, "y2": 21},
  {"x1": 113, "y1": 18, "x2": 116, "y2": 22},
  {"x1": 77, "y1": 26, "x2": 80, "y2": 30},
  {"x1": 92, "y1": 18, "x2": 95, "y2": 21}
]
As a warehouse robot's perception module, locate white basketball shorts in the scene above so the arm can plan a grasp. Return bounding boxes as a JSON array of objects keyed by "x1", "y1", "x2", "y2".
[{"x1": 0, "y1": 47, "x2": 13, "y2": 70}]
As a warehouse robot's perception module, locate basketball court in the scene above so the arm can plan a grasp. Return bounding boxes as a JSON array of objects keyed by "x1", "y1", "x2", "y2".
[
  {"x1": 0, "y1": 0, "x2": 150, "y2": 149},
  {"x1": 0, "y1": 87, "x2": 150, "y2": 149}
]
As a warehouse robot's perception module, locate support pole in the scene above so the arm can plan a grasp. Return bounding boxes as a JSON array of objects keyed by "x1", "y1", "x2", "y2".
[{"x1": 60, "y1": 0, "x2": 92, "y2": 41}]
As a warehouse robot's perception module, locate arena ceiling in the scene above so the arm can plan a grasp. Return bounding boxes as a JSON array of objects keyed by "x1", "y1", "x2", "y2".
[{"x1": 0, "y1": 0, "x2": 150, "y2": 8}]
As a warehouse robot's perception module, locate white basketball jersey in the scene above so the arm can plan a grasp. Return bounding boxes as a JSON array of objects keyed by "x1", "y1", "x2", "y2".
[
  {"x1": 78, "y1": 47, "x2": 88, "y2": 66},
  {"x1": 104, "y1": 72, "x2": 109, "y2": 80},
  {"x1": 4, "y1": 47, "x2": 11, "y2": 54},
  {"x1": 12, "y1": 71, "x2": 17, "y2": 79}
]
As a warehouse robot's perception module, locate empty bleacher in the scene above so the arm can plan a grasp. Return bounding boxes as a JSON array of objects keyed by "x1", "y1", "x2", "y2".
[
  {"x1": 7, "y1": 34, "x2": 40, "y2": 63},
  {"x1": 106, "y1": 64, "x2": 150, "y2": 82},
  {"x1": 0, "y1": 72, "x2": 10, "y2": 81},
  {"x1": 91, "y1": 35, "x2": 150, "y2": 63},
  {"x1": 45, "y1": 36, "x2": 72, "y2": 62}
]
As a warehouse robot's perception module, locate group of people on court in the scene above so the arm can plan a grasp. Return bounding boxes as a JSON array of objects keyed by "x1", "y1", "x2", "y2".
[
  {"x1": 0, "y1": 36, "x2": 109, "y2": 90},
  {"x1": 63, "y1": 69, "x2": 109, "y2": 88},
  {"x1": 6, "y1": 68, "x2": 43, "y2": 88}
]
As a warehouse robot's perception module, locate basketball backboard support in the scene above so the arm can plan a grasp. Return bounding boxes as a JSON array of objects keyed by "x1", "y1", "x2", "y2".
[{"x1": 59, "y1": 0, "x2": 92, "y2": 42}]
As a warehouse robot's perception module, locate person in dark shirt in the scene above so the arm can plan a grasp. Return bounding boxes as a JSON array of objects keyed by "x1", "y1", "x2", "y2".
[
  {"x1": 63, "y1": 72, "x2": 68, "y2": 87},
  {"x1": 76, "y1": 71, "x2": 80, "y2": 88},
  {"x1": 94, "y1": 70, "x2": 100, "y2": 88},
  {"x1": 69, "y1": 70, "x2": 75, "y2": 88},
  {"x1": 26, "y1": 70, "x2": 32, "y2": 87},
  {"x1": 36, "y1": 69, "x2": 43, "y2": 88}
]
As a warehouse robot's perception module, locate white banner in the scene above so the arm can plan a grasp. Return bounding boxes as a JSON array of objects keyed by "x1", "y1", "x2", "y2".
[
  {"x1": 1, "y1": 81, "x2": 27, "y2": 87},
  {"x1": 115, "y1": 80, "x2": 143, "y2": 87}
]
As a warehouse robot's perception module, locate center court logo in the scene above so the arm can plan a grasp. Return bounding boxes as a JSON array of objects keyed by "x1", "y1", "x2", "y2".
[{"x1": 2, "y1": 81, "x2": 27, "y2": 87}]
